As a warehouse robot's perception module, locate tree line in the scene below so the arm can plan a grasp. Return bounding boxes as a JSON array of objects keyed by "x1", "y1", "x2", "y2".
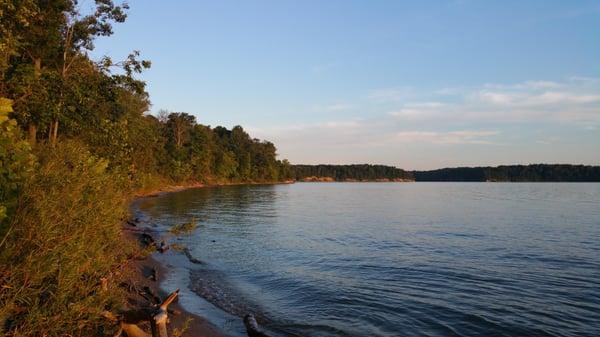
[
  {"x1": 290, "y1": 164, "x2": 413, "y2": 181},
  {"x1": 288, "y1": 164, "x2": 600, "y2": 182},
  {"x1": 413, "y1": 164, "x2": 600, "y2": 182}
]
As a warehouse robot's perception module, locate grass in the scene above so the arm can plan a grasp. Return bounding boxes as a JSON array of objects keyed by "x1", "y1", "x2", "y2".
[
  {"x1": 169, "y1": 219, "x2": 198, "y2": 236},
  {"x1": 172, "y1": 317, "x2": 194, "y2": 337}
]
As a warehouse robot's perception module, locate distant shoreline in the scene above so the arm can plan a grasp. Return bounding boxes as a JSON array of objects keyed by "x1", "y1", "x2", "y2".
[
  {"x1": 290, "y1": 163, "x2": 600, "y2": 182},
  {"x1": 133, "y1": 180, "x2": 295, "y2": 198}
]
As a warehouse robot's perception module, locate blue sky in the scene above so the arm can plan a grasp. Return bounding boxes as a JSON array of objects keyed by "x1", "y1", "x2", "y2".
[{"x1": 92, "y1": 0, "x2": 600, "y2": 170}]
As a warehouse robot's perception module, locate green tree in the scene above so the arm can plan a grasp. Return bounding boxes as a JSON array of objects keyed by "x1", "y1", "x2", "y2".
[
  {"x1": 165, "y1": 112, "x2": 196, "y2": 152},
  {"x1": 2, "y1": 0, "x2": 136, "y2": 145}
]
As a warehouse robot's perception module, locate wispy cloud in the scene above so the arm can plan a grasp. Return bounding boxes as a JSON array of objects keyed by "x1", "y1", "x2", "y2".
[
  {"x1": 483, "y1": 80, "x2": 562, "y2": 90},
  {"x1": 394, "y1": 130, "x2": 499, "y2": 145},
  {"x1": 249, "y1": 77, "x2": 600, "y2": 168},
  {"x1": 388, "y1": 102, "x2": 448, "y2": 120},
  {"x1": 389, "y1": 78, "x2": 600, "y2": 126}
]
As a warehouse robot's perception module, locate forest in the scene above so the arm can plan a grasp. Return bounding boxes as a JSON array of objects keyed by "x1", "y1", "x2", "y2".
[
  {"x1": 0, "y1": 1, "x2": 288, "y2": 336},
  {"x1": 413, "y1": 164, "x2": 600, "y2": 182}
]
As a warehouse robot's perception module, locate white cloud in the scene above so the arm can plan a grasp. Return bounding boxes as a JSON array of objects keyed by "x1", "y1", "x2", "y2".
[
  {"x1": 248, "y1": 77, "x2": 600, "y2": 168},
  {"x1": 389, "y1": 78, "x2": 600, "y2": 125},
  {"x1": 394, "y1": 130, "x2": 499, "y2": 145},
  {"x1": 388, "y1": 102, "x2": 448, "y2": 120},
  {"x1": 483, "y1": 80, "x2": 562, "y2": 90},
  {"x1": 474, "y1": 90, "x2": 600, "y2": 106}
]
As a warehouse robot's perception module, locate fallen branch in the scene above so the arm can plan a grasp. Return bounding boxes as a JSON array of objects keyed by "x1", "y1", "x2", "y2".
[
  {"x1": 103, "y1": 289, "x2": 180, "y2": 337},
  {"x1": 151, "y1": 289, "x2": 180, "y2": 337}
]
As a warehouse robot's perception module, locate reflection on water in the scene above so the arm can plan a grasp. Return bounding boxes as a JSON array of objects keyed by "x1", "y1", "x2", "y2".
[{"x1": 137, "y1": 183, "x2": 600, "y2": 337}]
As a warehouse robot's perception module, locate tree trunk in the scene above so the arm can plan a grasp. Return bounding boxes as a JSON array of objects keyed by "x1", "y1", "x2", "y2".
[
  {"x1": 28, "y1": 123, "x2": 37, "y2": 145},
  {"x1": 50, "y1": 119, "x2": 58, "y2": 147},
  {"x1": 28, "y1": 57, "x2": 42, "y2": 145},
  {"x1": 34, "y1": 58, "x2": 41, "y2": 76},
  {"x1": 176, "y1": 126, "x2": 182, "y2": 150}
]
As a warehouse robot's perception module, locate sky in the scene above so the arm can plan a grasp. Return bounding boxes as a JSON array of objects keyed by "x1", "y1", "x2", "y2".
[{"x1": 92, "y1": 0, "x2": 600, "y2": 170}]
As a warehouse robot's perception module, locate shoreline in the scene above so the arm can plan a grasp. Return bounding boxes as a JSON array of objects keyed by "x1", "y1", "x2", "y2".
[
  {"x1": 133, "y1": 180, "x2": 295, "y2": 198},
  {"x1": 126, "y1": 182, "x2": 227, "y2": 337},
  {"x1": 126, "y1": 181, "x2": 290, "y2": 336},
  {"x1": 124, "y1": 179, "x2": 410, "y2": 336},
  {"x1": 124, "y1": 246, "x2": 228, "y2": 337}
]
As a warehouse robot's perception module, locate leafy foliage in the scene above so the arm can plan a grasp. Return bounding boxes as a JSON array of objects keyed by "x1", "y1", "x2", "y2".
[{"x1": 0, "y1": 98, "x2": 35, "y2": 225}]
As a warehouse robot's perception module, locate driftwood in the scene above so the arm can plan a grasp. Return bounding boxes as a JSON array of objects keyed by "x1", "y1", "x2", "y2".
[
  {"x1": 151, "y1": 290, "x2": 179, "y2": 337},
  {"x1": 243, "y1": 314, "x2": 272, "y2": 337},
  {"x1": 103, "y1": 311, "x2": 152, "y2": 337},
  {"x1": 104, "y1": 289, "x2": 180, "y2": 337},
  {"x1": 157, "y1": 240, "x2": 169, "y2": 253}
]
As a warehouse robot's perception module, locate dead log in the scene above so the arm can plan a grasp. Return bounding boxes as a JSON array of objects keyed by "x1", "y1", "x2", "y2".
[
  {"x1": 103, "y1": 311, "x2": 152, "y2": 337},
  {"x1": 151, "y1": 289, "x2": 179, "y2": 337},
  {"x1": 243, "y1": 314, "x2": 272, "y2": 337},
  {"x1": 122, "y1": 323, "x2": 151, "y2": 337},
  {"x1": 103, "y1": 289, "x2": 180, "y2": 337}
]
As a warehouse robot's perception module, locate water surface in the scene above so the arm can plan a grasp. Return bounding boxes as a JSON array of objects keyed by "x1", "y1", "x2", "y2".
[{"x1": 137, "y1": 183, "x2": 600, "y2": 337}]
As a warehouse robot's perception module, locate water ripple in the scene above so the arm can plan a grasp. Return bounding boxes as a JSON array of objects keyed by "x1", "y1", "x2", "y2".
[{"x1": 138, "y1": 183, "x2": 600, "y2": 337}]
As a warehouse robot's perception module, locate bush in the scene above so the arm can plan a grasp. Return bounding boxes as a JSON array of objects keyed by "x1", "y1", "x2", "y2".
[
  {"x1": 0, "y1": 98, "x2": 36, "y2": 226},
  {"x1": 0, "y1": 141, "x2": 134, "y2": 336}
]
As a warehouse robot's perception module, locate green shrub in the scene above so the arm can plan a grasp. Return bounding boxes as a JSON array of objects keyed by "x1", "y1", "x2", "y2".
[
  {"x1": 0, "y1": 141, "x2": 134, "y2": 336},
  {"x1": 0, "y1": 98, "x2": 36, "y2": 226}
]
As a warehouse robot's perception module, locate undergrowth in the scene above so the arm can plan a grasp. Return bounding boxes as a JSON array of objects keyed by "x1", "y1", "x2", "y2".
[{"x1": 0, "y1": 141, "x2": 135, "y2": 336}]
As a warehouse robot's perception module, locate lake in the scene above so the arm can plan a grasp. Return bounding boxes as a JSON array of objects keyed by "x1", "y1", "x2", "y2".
[{"x1": 136, "y1": 183, "x2": 600, "y2": 337}]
